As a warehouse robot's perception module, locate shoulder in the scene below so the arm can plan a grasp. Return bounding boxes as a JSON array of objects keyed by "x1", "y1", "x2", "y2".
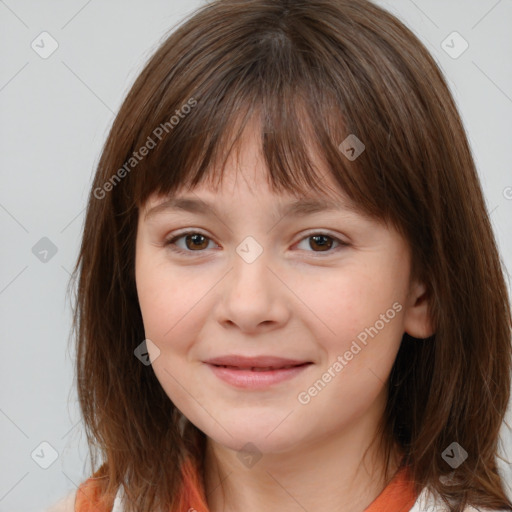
[
  {"x1": 410, "y1": 486, "x2": 510, "y2": 512},
  {"x1": 73, "y1": 474, "x2": 118, "y2": 512},
  {"x1": 45, "y1": 476, "x2": 117, "y2": 512},
  {"x1": 44, "y1": 463, "x2": 123, "y2": 512},
  {"x1": 44, "y1": 489, "x2": 77, "y2": 512}
]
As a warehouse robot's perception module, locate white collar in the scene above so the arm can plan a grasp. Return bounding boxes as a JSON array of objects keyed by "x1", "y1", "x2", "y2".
[{"x1": 409, "y1": 486, "x2": 505, "y2": 512}]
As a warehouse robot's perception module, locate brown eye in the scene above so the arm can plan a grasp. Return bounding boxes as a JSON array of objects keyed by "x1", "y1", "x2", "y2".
[
  {"x1": 296, "y1": 233, "x2": 348, "y2": 255},
  {"x1": 165, "y1": 231, "x2": 348, "y2": 257},
  {"x1": 165, "y1": 231, "x2": 215, "y2": 254},
  {"x1": 308, "y1": 234, "x2": 335, "y2": 252},
  {"x1": 184, "y1": 233, "x2": 209, "y2": 250}
]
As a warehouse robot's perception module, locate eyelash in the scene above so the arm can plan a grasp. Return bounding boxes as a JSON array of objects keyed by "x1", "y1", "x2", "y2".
[{"x1": 164, "y1": 230, "x2": 349, "y2": 257}]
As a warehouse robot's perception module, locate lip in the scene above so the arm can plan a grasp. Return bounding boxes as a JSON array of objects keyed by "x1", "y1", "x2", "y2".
[
  {"x1": 203, "y1": 355, "x2": 311, "y2": 368},
  {"x1": 203, "y1": 355, "x2": 313, "y2": 389}
]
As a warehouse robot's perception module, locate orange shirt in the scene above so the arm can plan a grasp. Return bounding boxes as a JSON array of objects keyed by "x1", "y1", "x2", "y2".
[{"x1": 75, "y1": 456, "x2": 419, "y2": 512}]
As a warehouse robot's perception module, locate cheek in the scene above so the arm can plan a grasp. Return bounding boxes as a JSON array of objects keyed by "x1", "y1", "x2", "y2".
[
  {"x1": 292, "y1": 264, "x2": 406, "y2": 346},
  {"x1": 135, "y1": 253, "x2": 214, "y2": 355},
  {"x1": 341, "y1": 274, "x2": 407, "y2": 382},
  {"x1": 292, "y1": 269, "x2": 406, "y2": 422},
  {"x1": 289, "y1": 264, "x2": 408, "y2": 409},
  {"x1": 135, "y1": 257, "x2": 212, "y2": 407}
]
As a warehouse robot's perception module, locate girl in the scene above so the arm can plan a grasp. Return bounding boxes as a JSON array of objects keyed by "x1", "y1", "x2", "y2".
[{"x1": 56, "y1": 0, "x2": 512, "y2": 510}]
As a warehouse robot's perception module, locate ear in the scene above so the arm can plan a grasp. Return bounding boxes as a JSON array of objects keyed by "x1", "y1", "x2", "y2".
[{"x1": 403, "y1": 280, "x2": 435, "y2": 339}]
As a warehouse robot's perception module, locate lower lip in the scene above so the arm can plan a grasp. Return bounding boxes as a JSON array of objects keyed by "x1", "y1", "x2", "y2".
[{"x1": 205, "y1": 363, "x2": 312, "y2": 389}]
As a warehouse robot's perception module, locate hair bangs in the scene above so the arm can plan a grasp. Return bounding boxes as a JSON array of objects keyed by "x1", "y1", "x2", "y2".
[{"x1": 123, "y1": 21, "x2": 394, "y2": 228}]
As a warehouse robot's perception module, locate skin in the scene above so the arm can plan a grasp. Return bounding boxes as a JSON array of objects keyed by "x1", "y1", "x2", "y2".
[{"x1": 135, "y1": 119, "x2": 433, "y2": 512}]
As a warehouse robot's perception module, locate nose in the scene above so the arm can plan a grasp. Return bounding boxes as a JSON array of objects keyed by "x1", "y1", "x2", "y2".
[{"x1": 216, "y1": 243, "x2": 291, "y2": 334}]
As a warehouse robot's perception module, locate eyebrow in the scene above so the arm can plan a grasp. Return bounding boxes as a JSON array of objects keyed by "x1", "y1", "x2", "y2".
[{"x1": 144, "y1": 196, "x2": 358, "y2": 221}]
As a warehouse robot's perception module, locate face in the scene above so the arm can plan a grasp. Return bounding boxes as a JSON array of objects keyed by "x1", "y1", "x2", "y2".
[{"x1": 135, "y1": 122, "x2": 429, "y2": 456}]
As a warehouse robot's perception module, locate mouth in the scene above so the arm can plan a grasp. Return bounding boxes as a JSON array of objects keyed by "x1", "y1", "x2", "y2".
[
  {"x1": 210, "y1": 363, "x2": 311, "y2": 371},
  {"x1": 204, "y1": 354, "x2": 312, "y2": 368},
  {"x1": 204, "y1": 360, "x2": 313, "y2": 389}
]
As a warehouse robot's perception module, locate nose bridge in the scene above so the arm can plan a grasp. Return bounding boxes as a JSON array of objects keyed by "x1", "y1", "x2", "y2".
[
  {"x1": 231, "y1": 234, "x2": 272, "y2": 301},
  {"x1": 218, "y1": 235, "x2": 289, "y2": 330}
]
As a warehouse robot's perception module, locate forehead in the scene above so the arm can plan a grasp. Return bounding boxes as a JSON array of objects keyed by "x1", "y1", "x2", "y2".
[
  {"x1": 142, "y1": 116, "x2": 358, "y2": 216},
  {"x1": 142, "y1": 170, "x2": 362, "y2": 225},
  {"x1": 141, "y1": 169, "x2": 375, "y2": 228}
]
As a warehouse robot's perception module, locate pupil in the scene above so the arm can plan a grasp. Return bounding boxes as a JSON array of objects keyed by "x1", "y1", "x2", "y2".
[
  {"x1": 187, "y1": 234, "x2": 207, "y2": 250},
  {"x1": 312, "y1": 235, "x2": 332, "y2": 251}
]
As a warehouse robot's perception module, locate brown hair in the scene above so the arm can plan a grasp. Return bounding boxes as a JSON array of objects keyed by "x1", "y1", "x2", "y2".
[{"x1": 69, "y1": 0, "x2": 512, "y2": 510}]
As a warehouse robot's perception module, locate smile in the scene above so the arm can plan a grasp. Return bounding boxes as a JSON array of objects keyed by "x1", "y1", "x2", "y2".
[{"x1": 205, "y1": 362, "x2": 312, "y2": 389}]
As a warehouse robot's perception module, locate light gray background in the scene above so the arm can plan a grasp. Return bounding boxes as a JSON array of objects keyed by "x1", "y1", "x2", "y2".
[{"x1": 1, "y1": 1, "x2": 511, "y2": 510}]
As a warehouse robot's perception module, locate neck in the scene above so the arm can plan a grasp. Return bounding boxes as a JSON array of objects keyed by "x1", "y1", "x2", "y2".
[{"x1": 203, "y1": 409, "x2": 401, "y2": 512}]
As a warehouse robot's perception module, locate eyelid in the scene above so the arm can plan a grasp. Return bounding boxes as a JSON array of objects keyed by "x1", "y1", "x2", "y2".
[{"x1": 164, "y1": 228, "x2": 350, "y2": 257}]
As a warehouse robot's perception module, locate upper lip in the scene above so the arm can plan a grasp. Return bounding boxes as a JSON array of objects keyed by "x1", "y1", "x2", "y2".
[{"x1": 204, "y1": 355, "x2": 312, "y2": 369}]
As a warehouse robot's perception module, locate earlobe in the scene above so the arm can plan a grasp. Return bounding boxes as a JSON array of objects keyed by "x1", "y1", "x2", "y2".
[{"x1": 403, "y1": 281, "x2": 435, "y2": 339}]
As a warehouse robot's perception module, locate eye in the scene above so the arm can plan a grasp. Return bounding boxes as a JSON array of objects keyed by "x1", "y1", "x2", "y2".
[
  {"x1": 164, "y1": 231, "x2": 217, "y2": 254},
  {"x1": 295, "y1": 233, "x2": 349, "y2": 254},
  {"x1": 164, "y1": 231, "x2": 349, "y2": 256}
]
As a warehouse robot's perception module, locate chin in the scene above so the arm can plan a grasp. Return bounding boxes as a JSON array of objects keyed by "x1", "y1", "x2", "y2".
[{"x1": 204, "y1": 423, "x2": 303, "y2": 456}]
